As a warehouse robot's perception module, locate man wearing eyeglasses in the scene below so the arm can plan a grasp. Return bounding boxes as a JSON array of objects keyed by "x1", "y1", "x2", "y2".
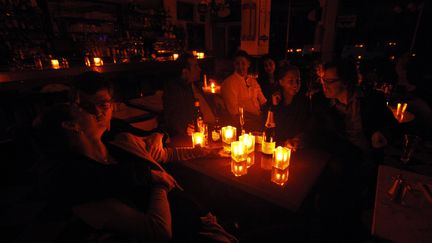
[
  {"x1": 311, "y1": 59, "x2": 398, "y2": 242},
  {"x1": 71, "y1": 71, "x2": 166, "y2": 142}
]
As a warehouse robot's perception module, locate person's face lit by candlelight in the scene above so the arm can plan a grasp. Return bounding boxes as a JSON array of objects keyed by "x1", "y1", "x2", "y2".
[
  {"x1": 321, "y1": 67, "x2": 346, "y2": 99},
  {"x1": 279, "y1": 69, "x2": 301, "y2": 97},
  {"x1": 76, "y1": 89, "x2": 113, "y2": 132},
  {"x1": 234, "y1": 56, "x2": 250, "y2": 78},
  {"x1": 263, "y1": 58, "x2": 276, "y2": 76}
]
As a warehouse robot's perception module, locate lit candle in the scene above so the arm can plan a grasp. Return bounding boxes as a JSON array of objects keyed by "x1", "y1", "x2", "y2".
[
  {"x1": 222, "y1": 126, "x2": 236, "y2": 144},
  {"x1": 231, "y1": 160, "x2": 247, "y2": 177},
  {"x1": 210, "y1": 82, "x2": 215, "y2": 93},
  {"x1": 85, "y1": 56, "x2": 91, "y2": 67},
  {"x1": 272, "y1": 146, "x2": 291, "y2": 170},
  {"x1": 239, "y1": 133, "x2": 255, "y2": 153},
  {"x1": 231, "y1": 141, "x2": 248, "y2": 162},
  {"x1": 271, "y1": 166, "x2": 289, "y2": 186},
  {"x1": 51, "y1": 59, "x2": 60, "y2": 69},
  {"x1": 93, "y1": 57, "x2": 103, "y2": 67},
  {"x1": 192, "y1": 132, "x2": 204, "y2": 148},
  {"x1": 396, "y1": 103, "x2": 402, "y2": 117},
  {"x1": 172, "y1": 53, "x2": 179, "y2": 60}
]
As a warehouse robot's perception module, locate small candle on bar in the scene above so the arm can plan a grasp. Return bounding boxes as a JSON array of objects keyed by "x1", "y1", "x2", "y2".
[
  {"x1": 93, "y1": 57, "x2": 103, "y2": 67},
  {"x1": 51, "y1": 59, "x2": 60, "y2": 69},
  {"x1": 192, "y1": 132, "x2": 204, "y2": 148}
]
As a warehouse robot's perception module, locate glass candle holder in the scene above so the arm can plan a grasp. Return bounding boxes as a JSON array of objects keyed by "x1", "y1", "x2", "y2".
[
  {"x1": 221, "y1": 126, "x2": 236, "y2": 152},
  {"x1": 272, "y1": 146, "x2": 291, "y2": 170},
  {"x1": 93, "y1": 57, "x2": 104, "y2": 67},
  {"x1": 231, "y1": 141, "x2": 248, "y2": 162},
  {"x1": 231, "y1": 160, "x2": 247, "y2": 177},
  {"x1": 51, "y1": 59, "x2": 60, "y2": 69},
  {"x1": 192, "y1": 132, "x2": 205, "y2": 148},
  {"x1": 239, "y1": 133, "x2": 255, "y2": 153},
  {"x1": 271, "y1": 166, "x2": 289, "y2": 186}
]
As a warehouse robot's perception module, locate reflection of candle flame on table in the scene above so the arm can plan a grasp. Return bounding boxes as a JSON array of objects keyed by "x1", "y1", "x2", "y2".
[
  {"x1": 271, "y1": 167, "x2": 289, "y2": 186},
  {"x1": 231, "y1": 160, "x2": 247, "y2": 177}
]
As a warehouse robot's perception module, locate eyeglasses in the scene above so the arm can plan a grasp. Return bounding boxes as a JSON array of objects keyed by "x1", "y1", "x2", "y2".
[
  {"x1": 75, "y1": 99, "x2": 113, "y2": 115},
  {"x1": 321, "y1": 78, "x2": 341, "y2": 85}
]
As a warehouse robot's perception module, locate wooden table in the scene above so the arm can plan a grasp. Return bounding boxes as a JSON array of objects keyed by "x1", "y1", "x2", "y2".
[
  {"x1": 372, "y1": 165, "x2": 432, "y2": 243},
  {"x1": 169, "y1": 137, "x2": 330, "y2": 212}
]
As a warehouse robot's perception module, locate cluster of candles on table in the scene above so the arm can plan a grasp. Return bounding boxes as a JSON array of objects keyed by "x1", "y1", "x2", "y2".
[{"x1": 191, "y1": 125, "x2": 292, "y2": 186}]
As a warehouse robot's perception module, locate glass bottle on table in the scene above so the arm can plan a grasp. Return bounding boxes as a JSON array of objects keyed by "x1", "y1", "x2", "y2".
[
  {"x1": 193, "y1": 99, "x2": 204, "y2": 133},
  {"x1": 262, "y1": 106, "x2": 276, "y2": 155},
  {"x1": 211, "y1": 116, "x2": 221, "y2": 142}
]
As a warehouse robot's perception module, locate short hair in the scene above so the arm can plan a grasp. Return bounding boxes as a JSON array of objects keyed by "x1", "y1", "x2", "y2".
[
  {"x1": 277, "y1": 64, "x2": 300, "y2": 81},
  {"x1": 73, "y1": 71, "x2": 113, "y2": 96},
  {"x1": 176, "y1": 52, "x2": 195, "y2": 73},
  {"x1": 324, "y1": 59, "x2": 357, "y2": 88},
  {"x1": 233, "y1": 50, "x2": 251, "y2": 62}
]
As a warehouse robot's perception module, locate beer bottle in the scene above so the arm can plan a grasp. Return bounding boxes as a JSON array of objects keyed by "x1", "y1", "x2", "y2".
[
  {"x1": 193, "y1": 99, "x2": 204, "y2": 132},
  {"x1": 262, "y1": 106, "x2": 276, "y2": 155}
]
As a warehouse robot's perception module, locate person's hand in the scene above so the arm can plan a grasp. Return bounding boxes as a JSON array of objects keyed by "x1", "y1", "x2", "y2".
[
  {"x1": 271, "y1": 92, "x2": 282, "y2": 106},
  {"x1": 143, "y1": 133, "x2": 166, "y2": 161},
  {"x1": 186, "y1": 123, "x2": 195, "y2": 137},
  {"x1": 284, "y1": 137, "x2": 303, "y2": 151},
  {"x1": 371, "y1": 131, "x2": 388, "y2": 149},
  {"x1": 151, "y1": 170, "x2": 183, "y2": 191}
]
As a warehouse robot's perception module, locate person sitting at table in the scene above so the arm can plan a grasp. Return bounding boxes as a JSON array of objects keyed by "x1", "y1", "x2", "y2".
[
  {"x1": 221, "y1": 50, "x2": 267, "y2": 131},
  {"x1": 269, "y1": 64, "x2": 310, "y2": 150},
  {"x1": 258, "y1": 55, "x2": 279, "y2": 101},
  {"x1": 33, "y1": 103, "x2": 237, "y2": 243},
  {"x1": 310, "y1": 59, "x2": 399, "y2": 242},
  {"x1": 70, "y1": 71, "x2": 168, "y2": 142},
  {"x1": 163, "y1": 52, "x2": 216, "y2": 137}
]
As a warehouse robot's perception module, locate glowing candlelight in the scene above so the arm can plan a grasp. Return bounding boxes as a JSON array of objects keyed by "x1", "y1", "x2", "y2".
[
  {"x1": 93, "y1": 57, "x2": 103, "y2": 67},
  {"x1": 272, "y1": 146, "x2": 291, "y2": 170},
  {"x1": 51, "y1": 59, "x2": 60, "y2": 69},
  {"x1": 192, "y1": 132, "x2": 204, "y2": 148},
  {"x1": 172, "y1": 53, "x2": 179, "y2": 60},
  {"x1": 231, "y1": 141, "x2": 248, "y2": 162},
  {"x1": 396, "y1": 103, "x2": 402, "y2": 117},
  {"x1": 222, "y1": 126, "x2": 236, "y2": 153},
  {"x1": 239, "y1": 133, "x2": 255, "y2": 153},
  {"x1": 246, "y1": 153, "x2": 255, "y2": 168}
]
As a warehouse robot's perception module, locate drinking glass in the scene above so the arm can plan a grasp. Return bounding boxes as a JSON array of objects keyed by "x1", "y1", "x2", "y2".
[{"x1": 400, "y1": 134, "x2": 421, "y2": 164}]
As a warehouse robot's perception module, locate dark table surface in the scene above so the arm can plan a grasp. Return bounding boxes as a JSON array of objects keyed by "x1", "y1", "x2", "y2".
[{"x1": 169, "y1": 136, "x2": 330, "y2": 212}]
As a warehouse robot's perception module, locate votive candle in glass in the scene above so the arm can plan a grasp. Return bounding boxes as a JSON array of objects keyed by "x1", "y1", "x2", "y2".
[
  {"x1": 239, "y1": 133, "x2": 255, "y2": 153},
  {"x1": 231, "y1": 141, "x2": 248, "y2": 162},
  {"x1": 192, "y1": 132, "x2": 204, "y2": 148},
  {"x1": 272, "y1": 146, "x2": 291, "y2": 170}
]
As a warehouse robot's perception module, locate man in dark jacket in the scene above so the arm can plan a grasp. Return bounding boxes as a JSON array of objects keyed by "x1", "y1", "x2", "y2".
[{"x1": 311, "y1": 60, "x2": 399, "y2": 242}]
